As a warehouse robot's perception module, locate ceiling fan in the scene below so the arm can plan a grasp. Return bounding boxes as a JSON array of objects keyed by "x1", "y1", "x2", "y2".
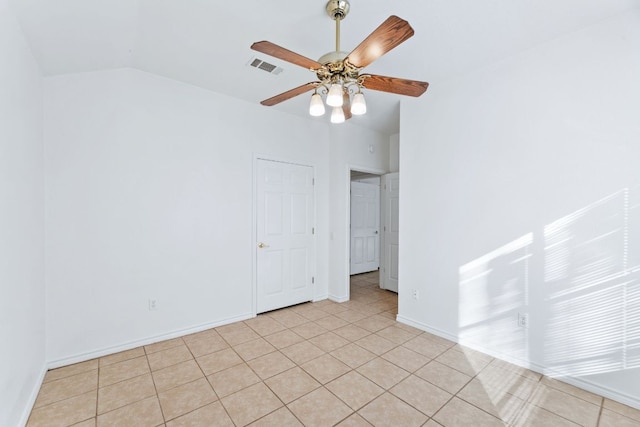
[{"x1": 250, "y1": 0, "x2": 429, "y2": 123}]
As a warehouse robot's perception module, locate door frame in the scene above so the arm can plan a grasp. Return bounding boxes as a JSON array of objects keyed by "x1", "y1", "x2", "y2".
[
  {"x1": 343, "y1": 164, "x2": 386, "y2": 302},
  {"x1": 252, "y1": 154, "x2": 317, "y2": 316}
]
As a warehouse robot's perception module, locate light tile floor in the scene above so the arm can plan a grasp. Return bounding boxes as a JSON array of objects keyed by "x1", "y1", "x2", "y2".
[{"x1": 28, "y1": 271, "x2": 640, "y2": 426}]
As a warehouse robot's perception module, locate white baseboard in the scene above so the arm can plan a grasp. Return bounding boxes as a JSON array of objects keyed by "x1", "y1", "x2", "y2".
[
  {"x1": 396, "y1": 315, "x2": 640, "y2": 411},
  {"x1": 18, "y1": 364, "x2": 47, "y2": 427},
  {"x1": 47, "y1": 312, "x2": 254, "y2": 369},
  {"x1": 313, "y1": 294, "x2": 329, "y2": 302},
  {"x1": 328, "y1": 294, "x2": 349, "y2": 303}
]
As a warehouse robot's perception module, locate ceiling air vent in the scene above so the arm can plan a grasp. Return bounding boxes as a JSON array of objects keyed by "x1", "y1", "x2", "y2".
[{"x1": 247, "y1": 57, "x2": 283, "y2": 75}]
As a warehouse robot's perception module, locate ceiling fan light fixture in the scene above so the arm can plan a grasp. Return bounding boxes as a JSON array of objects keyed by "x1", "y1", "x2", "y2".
[
  {"x1": 330, "y1": 106, "x2": 345, "y2": 124},
  {"x1": 326, "y1": 83, "x2": 344, "y2": 107},
  {"x1": 351, "y1": 92, "x2": 366, "y2": 115},
  {"x1": 309, "y1": 92, "x2": 325, "y2": 116}
]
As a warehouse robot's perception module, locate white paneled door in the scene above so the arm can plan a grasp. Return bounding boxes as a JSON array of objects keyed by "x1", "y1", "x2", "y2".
[
  {"x1": 350, "y1": 181, "x2": 380, "y2": 275},
  {"x1": 381, "y1": 173, "x2": 399, "y2": 292},
  {"x1": 256, "y1": 159, "x2": 315, "y2": 313}
]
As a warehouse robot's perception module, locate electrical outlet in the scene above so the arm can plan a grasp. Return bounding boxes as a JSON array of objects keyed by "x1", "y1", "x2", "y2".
[
  {"x1": 517, "y1": 313, "x2": 528, "y2": 328},
  {"x1": 412, "y1": 289, "x2": 419, "y2": 300},
  {"x1": 149, "y1": 299, "x2": 158, "y2": 311}
]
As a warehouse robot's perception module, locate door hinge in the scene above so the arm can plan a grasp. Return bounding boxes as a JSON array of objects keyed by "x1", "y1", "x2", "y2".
[
  {"x1": 312, "y1": 178, "x2": 315, "y2": 185},
  {"x1": 312, "y1": 227, "x2": 315, "y2": 235},
  {"x1": 312, "y1": 277, "x2": 315, "y2": 284},
  {"x1": 384, "y1": 226, "x2": 386, "y2": 232}
]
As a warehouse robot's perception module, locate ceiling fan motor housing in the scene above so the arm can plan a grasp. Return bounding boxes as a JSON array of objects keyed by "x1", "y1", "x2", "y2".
[{"x1": 326, "y1": 0, "x2": 350, "y2": 20}]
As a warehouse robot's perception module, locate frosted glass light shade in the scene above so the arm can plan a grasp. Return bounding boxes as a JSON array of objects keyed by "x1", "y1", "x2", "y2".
[
  {"x1": 326, "y1": 84, "x2": 344, "y2": 107},
  {"x1": 351, "y1": 92, "x2": 367, "y2": 115},
  {"x1": 309, "y1": 93, "x2": 325, "y2": 116},
  {"x1": 331, "y1": 106, "x2": 345, "y2": 124}
]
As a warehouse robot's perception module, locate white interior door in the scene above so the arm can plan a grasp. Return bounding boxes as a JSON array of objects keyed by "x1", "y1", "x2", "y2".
[
  {"x1": 350, "y1": 181, "x2": 380, "y2": 275},
  {"x1": 256, "y1": 159, "x2": 314, "y2": 313},
  {"x1": 381, "y1": 173, "x2": 399, "y2": 292}
]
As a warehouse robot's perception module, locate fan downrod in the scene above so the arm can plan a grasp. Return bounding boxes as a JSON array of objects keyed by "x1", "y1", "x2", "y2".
[{"x1": 326, "y1": 0, "x2": 350, "y2": 21}]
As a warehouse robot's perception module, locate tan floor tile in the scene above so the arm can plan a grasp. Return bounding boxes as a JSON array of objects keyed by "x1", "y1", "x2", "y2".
[
  {"x1": 208, "y1": 363, "x2": 260, "y2": 398},
  {"x1": 248, "y1": 407, "x2": 303, "y2": 426},
  {"x1": 354, "y1": 315, "x2": 395, "y2": 333},
  {"x1": 99, "y1": 356, "x2": 150, "y2": 387},
  {"x1": 244, "y1": 316, "x2": 287, "y2": 336},
  {"x1": 196, "y1": 348, "x2": 243, "y2": 376},
  {"x1": 488, "y1": 358, "x2": 541, "y2": 381},
  {"x1": 475, "y1": 364, "x2": 538, "y2": 400},
  {"x1": 184, "y1": 334, "x2": 228, "y2": 358},
  {"x1": 330, "y1": 343, "x2": 377, "y2": 369},
  {"x1": 73, "y1": 419, "x2": 96, "y2": 427},
  {"x1": 153, "y1": 360, "x2": 204, "y2": 392},
  {"x1": 145, "y1": 337, "x2": 185, "y2": 354},
  {"x1": 309, "y1": 331, "x2": 350, "y2": 352},
  {"x1": 263, "y1": 330, "x2": 305, "y2": 349},
  {"x1": 27, "y1": 391, "x2": 97, "y2": 427},
  {"x1": 294, "y1": 306, "x2": 330, "y2": 321},
  {"x1": 457, "y1": 377, "x2": 526, "y2": 423},
  {"x1": 99, "y1": 348, "x2": 146, "y2": 367},
  {"x1": 511, "y1": 404, "x2": 580, "y2": 427},
  {"x1": 355, "y1": 334, "x2": 396, "y2": 355},
  {"x1": 218, "y1": 326, "x2": 260, "y2": 346},
  {"x1": 402, "y1": 336, "x2": 450, "y2": 359},
  {"x1": 181, "y1": 328, "x2": 221, "y2": 344},
  {"x1": 357, "y1": 358, "x2": 409, "y2": 389},
  {"x1": 603, "y1": 399, "x2": 640, "y2": 422},
  {"x1": 336, "y1": 413, "x2": 373, "y2": 426},
  {"x1": 216, "y1": 321, "x2": 247, "y2": 334},
  {"x1": 247, "y1": 351, "x2": 296, "y2": 380},
  {"x1": 334, "y1": 324, "x2": 371, "y2": 342},
  {"x1": 315, "y1": 315, "x2": 350, "y2": 331},
  {"x1": 98, "y1": 373, "x2": 156, "y2": 414},
  {"x1": 268, "y1": 310, "x2": 309, "y2": 328},
  {"x1": 166, "y1": 401, "x2": 234, "y2": 427},
  {"x1": 292, "y1": 322, "x2": 329, "y2": 339},
  {"x1": 35, "y1": 370, "x2": 98, "y2": 408},
  {"x1": 381, "y1": 346, "x2": 429, "y2": 372},
  {"x1": 326, "y1": 371, "x2": 384, "y2": 410},
  {"x1": 393, "y1": 322, "x2": 423, "y2": 336},
  {"x1": 375, "y1": 326, "x2": 417, "y2": 345},
  {"x1": 599, "y1": 408, "x2": 640, "y2": 427},
  {"x1": 288, "y1": 387, "x2": 353, "y2": 427},
  {"x1": 221, "y1": 383, "x2": 283, "y2": 426},
  {"x1": 390, "y1": 375, "x2": 452, "y2": 417},
  {"x1": 147, "y1": 345, "x2": 193, "y2": 371},
  {"x1": 234, "y1": 337, "x2": 276, "y2": 361},
  {"x1": 158, "y1": 377, "x2": 217, "y2": 421},
  {"x1": 44, "y1": 359, "x2": 99, "y2": 383},
  {"x1": 540, "y1": 376, "x2": 602, "y2": 405},
  {"x1": 415, "y1": 360, "x2": 472, "y2": 394},
  {"x1": 335, "y1": 309, "x2": 370, "y2": 323},
  {"x1": 528, "y1": 385, "x2": 600, "y2": 427},
  {"x1": 97, "y1": 396, "x2": 164, "y2": 427},
  {"x1": 301, "y1": 353, "x2": 351, "y2": 384},
  {"x1": 321, "y1": 302, "x2": 350, "y2": 315},
  {"x1": 265, "y1": 367, "x2": 321, "y2": 404},
  {"x1": 359, "y1": 392, "x2": 428, "y2": 427},
  {"x1": 423, "y1": 420, "x2": 444, "y2": 427},
  {"x1": 435, "y1": 347, "x2": 492, "y2": 376},
  {"x1": 433, "y1": 396, "x2": 506, "y2": 427},
  {"x1": 281, "y1": 340, "x2": 325, "y2": 365}
]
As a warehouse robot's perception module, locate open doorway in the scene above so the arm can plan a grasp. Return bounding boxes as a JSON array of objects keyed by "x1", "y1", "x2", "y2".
[{"x1": 349, "y1": 169, "x2": 400, "y2": 291}]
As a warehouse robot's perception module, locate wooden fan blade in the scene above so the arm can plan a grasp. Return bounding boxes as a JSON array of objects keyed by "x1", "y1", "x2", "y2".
[
  {"x1": 346, "y1": 16, "x2": 414, "y2": 68},
  {"x1": 342, "y1": 91, "x2": 352, "y2": 120},
  {"x1": 260, "y1": 82, "x2": 318, "y2": 106},
  {"x1": 362, "y1": 74, "x2": 429, "y2": 97},
  {"x1": 251, "y1": 41, "x2": 322, "y2": 70}
]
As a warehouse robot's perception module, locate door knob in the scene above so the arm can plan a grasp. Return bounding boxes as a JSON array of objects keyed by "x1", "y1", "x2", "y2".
[
  {"x1": 374, "y1": 231, "x2": 378, "y2": 234},
  {"x1": 258, "y1": 242, "x2": 269, "y2": 248}
]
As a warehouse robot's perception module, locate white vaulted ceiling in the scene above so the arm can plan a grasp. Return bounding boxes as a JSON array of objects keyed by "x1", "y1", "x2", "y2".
[{"x1": 10, "y1": 0, "x2": 639, "y2": 135}]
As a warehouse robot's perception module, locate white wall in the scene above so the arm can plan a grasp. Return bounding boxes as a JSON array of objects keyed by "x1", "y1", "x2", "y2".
[
  {"x1": 328, "y1": 127, "x2": 389, "y2": 301},
  {"x1": 44, "y1": 68, "x2": 388, "y2": 365},
  {"x1": 389, "y1": 133, "x2": 399, "y2": 173},
  {"x1": 0, "y1": 1, "x2": 46, "y2": 425},
  {"x1": 399, "y1": 10, "x2": 640, "y2": 408}
]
